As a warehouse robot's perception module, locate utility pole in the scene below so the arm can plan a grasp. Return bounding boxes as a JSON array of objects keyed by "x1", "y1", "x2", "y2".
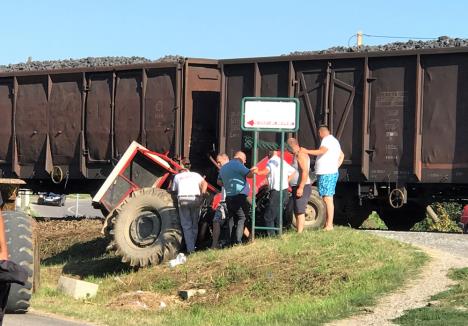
[{"x1": 357, "y1": 31, "x2": 363, "y2": 47}]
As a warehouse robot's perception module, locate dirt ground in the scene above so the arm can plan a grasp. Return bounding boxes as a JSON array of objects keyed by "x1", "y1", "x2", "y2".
[{"x1": 37, "y1": 219, "x2": 103, "y2": 260}]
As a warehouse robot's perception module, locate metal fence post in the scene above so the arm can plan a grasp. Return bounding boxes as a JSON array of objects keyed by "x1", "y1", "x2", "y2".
[
  {"x1": 251, "y1": 131, "x2": 259, "y2": 240},
  {"x1": 279, "y1": 131, "x2": 285, "y2": 236}
]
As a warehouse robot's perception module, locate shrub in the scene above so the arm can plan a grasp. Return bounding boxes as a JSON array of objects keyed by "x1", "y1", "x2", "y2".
[
  {"x1": 411, "y1": 202, "x2": 462, "y2": 233},
  {"x1": 359, "y1": 211, "x2": 388, "y2": 230}
]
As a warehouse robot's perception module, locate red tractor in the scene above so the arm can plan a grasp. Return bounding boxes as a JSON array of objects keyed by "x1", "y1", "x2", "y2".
[{"x1": 93, "y1": 142, "x2": 325, "y2": 267}]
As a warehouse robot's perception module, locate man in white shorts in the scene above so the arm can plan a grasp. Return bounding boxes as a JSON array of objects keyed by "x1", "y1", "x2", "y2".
[{"x1": 301, "y1": 126, "x2": 344, "y2": 230}]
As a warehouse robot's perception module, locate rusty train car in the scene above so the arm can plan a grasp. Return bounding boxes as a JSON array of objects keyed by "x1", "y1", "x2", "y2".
[
  {"x1": 218, "y1": 47, "x2": 468, "y2": 226},
  {"x1": 0, "y1": 59, "x2": 221, "y2": 185},
  {"x1": 1, "y1": 47, "x2": 468, "y2": 225}
]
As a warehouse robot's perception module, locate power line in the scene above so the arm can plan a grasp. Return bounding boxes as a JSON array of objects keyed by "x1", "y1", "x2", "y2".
[
  {"x1": 347, "y1": 33, "x2": 438, "y2": 47},
  {"x1": 362, "y1": 33, "x2": 437, "y2": 40},
  {"x1": 347, "y1": 34, "x2": 357, "y2": 47}
]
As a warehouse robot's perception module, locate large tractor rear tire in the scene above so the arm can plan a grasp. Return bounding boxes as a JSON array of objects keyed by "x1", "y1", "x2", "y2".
[
  {"x1": 2, "y1": 211, "x2": 39, "y2": 313},
  {"x1": 292, "y1": 187, "x2": 326, "y2": 230},
  {"x1": 113, "y1": 188, "x2": 183, "y2": 267}
]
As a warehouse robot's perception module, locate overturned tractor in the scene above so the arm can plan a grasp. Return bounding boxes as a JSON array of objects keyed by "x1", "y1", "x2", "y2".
[{"x1": 93, "y1": 142, "x2": 325, "y2": 267}]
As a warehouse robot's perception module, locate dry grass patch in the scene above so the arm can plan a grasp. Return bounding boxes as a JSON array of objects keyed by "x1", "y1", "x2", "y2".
[{"x1": 38, "y1": 219, "x2": 103, "y2": 260}]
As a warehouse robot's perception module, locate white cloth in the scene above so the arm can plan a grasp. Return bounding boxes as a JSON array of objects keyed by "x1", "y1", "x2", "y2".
[
  {"x1": 220, "y1": 187, "x2": 226, "y2": 201},
  {"x1": 314, "y1": 135, "x2": 342, "y2": 175},
  {"x1": 172, "y1": 171, "x2": 203, "y2": 197},
  {"x1": 266, "y1": 155, "x2": 296, "y2": 191}
]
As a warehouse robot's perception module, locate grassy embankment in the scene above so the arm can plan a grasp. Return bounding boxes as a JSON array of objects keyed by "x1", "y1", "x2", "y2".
[
  {"x1": 33, "y1": 221, "x2": 427, "y2": 326},
  {"x1": 395, "y1": 267, "x2": 468, "y2": 325}
]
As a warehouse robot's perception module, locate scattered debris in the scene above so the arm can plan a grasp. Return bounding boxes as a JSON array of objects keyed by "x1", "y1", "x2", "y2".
[
  {"x1": 107, "y1": 291, "x2": 182, "y2": 310},
  {"x1": 113, "y1": 276, "x2": 126, "y2": 285},
  {"x1": 168, "y1": 253, "x2": 187, "y2": 268},
  {"x1": 57, "y1": 275, "x2": 99, "y2": 299},
  {"x1": 178, "y1": 289, "x2": 207, "y2": 300}
]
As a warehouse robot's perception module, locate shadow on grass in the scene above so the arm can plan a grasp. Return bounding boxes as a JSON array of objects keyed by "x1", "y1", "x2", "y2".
[
  {"x1": 43, "y1": 237, "x2": 134, "y2": 278},
  {"x1": 62, "y1": 257, "x2": 133, "y2": 278}
]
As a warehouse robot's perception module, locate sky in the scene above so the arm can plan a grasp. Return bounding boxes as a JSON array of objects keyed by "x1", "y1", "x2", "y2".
[{"x1": 1, "y1": 0, "x2": 467, "y2": 64}]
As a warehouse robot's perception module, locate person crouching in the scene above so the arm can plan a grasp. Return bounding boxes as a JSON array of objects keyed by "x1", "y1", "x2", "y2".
[{"x1": 172, "y1": 160, "x2": 207, "y2": 254}]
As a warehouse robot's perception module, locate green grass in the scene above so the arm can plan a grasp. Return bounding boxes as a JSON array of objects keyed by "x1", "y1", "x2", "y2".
[
  {"x1": 394, "y1": 267, "x2": 468, "y2": 325},
  {"x1": 32, "y1": 227, "x2": 427, "y2": 326}
]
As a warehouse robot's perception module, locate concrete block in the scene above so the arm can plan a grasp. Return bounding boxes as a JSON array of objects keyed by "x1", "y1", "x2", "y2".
[
  {"x1": 178, "y1": 288, "x2": 206, "y2": 300},
  {"x1": 57, "y1": 275, "x2": 99, "y2": 299}
]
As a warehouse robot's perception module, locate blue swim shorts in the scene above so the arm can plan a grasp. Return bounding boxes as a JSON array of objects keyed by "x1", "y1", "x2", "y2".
[{"x1": 317, "y1": 172, "x2": 339, "y2": 197}]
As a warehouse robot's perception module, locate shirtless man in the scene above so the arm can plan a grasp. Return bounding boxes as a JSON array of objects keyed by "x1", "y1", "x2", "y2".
[{"x1": 287, "y1": 138, "x2": 312, "y2": 233}]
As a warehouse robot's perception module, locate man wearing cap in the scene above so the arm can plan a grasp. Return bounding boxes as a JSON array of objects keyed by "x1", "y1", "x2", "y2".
[{"x1": 172, "y1": 161, "x2": 208, "y2": 253}]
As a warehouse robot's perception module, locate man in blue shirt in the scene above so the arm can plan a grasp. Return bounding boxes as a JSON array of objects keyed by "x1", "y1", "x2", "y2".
[{"x1": 217, "y1": 151, "x2": 255, "y2": 245}]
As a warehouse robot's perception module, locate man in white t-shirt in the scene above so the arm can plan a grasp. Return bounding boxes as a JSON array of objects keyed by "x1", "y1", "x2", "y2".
[
  {"x1": 301, "y1": 126, "x2": 344, "y2": 230},
  {"x1": 253, "y1": 151, "x2": 296, "y2": 236},
  {"x1": 172, "y1": 161, "x2": 207, "y2": 253}
]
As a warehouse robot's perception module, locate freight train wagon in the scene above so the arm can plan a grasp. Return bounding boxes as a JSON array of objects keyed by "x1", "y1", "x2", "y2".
[
  {"x1": 218, "y1": 47, "x2": 468, "y2": 227},
  {"x1": 0, "y1": 59, "x2": 221, "y2": 192},
  {"x1": 1, "y1": 47, "x2": 468, "y2": 227}
]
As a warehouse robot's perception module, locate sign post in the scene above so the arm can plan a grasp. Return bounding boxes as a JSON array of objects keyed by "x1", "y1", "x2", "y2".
[{"x1": 241, "y1": 97, "x2": 300, "y2": 239}]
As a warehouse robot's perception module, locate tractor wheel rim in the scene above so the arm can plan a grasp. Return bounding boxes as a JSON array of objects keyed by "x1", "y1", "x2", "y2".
[
  {"x1": 129, "y1": 210, "x2": 162, "y2": 247},
  {"x1": 305, "y1": 201, "x2": 318, "y2": 222}
]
